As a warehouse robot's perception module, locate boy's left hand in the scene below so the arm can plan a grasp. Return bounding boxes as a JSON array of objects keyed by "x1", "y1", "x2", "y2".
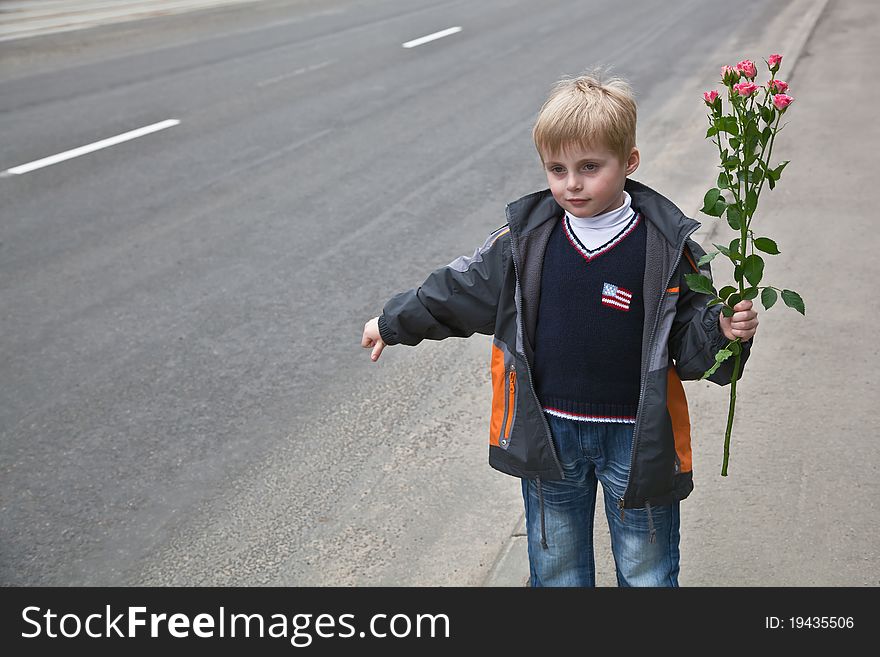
[{"x1": 719, "y1": 299, "x2": 759, "y2": 342}]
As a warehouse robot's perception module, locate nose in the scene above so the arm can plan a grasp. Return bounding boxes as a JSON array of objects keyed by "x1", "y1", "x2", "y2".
[{"x1": 566, "y1": 173, "x2": 582, "y2": 192}]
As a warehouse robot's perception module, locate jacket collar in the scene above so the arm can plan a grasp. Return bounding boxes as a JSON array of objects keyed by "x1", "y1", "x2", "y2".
[{"x1": 505, "y1": 178, "x2": 700, "y2": 248}]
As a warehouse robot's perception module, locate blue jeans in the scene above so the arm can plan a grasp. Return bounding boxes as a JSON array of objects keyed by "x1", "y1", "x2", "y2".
[{"x1": 521, "y1": 412, "x2": 680, "y2": 587}]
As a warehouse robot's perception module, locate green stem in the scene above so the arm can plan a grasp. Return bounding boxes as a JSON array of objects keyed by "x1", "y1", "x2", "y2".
[
  {"x1": 753, "y1": 96, "x2": 775, "y2": 184},
  {"x1": 721, "y1": 346, "x2": 742, "y2": 476},
  {"x1": 733, "y1": 100, "x2": 749, "y2": 295},
  {"x1": 747, "y1": 112, "x2": 783, "y2": 233},
  {"x1": 731, "y1": 95, "x2": 747, "y2": 207},
  {"x1": 711, "y1": 110, "x2": 741, "y2": 209}
]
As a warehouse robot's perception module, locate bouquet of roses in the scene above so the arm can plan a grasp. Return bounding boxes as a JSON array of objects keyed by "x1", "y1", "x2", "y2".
[{"x1": 692, "y1": 54, "x2": 805, "y2": 475}]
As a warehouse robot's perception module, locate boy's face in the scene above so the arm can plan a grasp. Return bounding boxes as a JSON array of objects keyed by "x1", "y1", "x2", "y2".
[{"x1": 541, "y1": 142, "x2": 640, "y2": 218}]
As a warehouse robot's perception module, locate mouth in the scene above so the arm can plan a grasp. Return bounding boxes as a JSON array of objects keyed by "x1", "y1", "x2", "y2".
[{"x1": 567, "y1": 198, "x2": 589, "y2": 203}]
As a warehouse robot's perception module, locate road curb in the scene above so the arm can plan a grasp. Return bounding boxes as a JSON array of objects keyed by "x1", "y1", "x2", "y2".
[{"x1": 482, "y1": 514, "x2": 528, "y2": 587}]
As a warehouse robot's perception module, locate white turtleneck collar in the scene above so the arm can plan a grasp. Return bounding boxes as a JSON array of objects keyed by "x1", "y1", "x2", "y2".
[
  {"x1": 563, "y1": 191, "x2": 637, "y2": 252},
  {"x1": 565, "y1": 191, "x2": 633, "y2": 230}
]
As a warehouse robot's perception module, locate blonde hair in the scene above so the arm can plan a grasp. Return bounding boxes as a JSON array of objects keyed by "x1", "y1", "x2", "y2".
[{"x1": 533, "y1": 71, "x2": 637, "y2": 163}]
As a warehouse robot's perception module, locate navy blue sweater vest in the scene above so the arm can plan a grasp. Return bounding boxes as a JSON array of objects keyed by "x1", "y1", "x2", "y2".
[{"x1": 533, "y1": 212, "x2": 646, "y2": 422}]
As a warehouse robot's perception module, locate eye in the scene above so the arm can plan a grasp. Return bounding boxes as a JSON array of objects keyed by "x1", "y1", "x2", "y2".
[
  {"x1": 583, "y1": 163, "x2": 598, "y2": 171},
  {"x1": 549, "y1": 166, "x2": 565, "y2": 174}
]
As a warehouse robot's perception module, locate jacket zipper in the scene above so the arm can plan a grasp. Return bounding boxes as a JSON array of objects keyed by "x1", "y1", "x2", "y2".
[
  {"x1": 619, "y1": 225, "x2": 699, "y2": 519},
  {"x1": 506, "y1": 216, "x2": 564, "y2": 479},
  {"x1": 504, "y1": 368, "x2": 517, "y2": 441},
  {"x1": 499, "y1": 364, "x2": 512, "y2": 445}
]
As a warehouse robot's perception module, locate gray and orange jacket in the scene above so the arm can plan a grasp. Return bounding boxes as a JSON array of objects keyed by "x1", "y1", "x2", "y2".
[{"x1": 378, "y1": 178, "x2": 753, "y2": 524}]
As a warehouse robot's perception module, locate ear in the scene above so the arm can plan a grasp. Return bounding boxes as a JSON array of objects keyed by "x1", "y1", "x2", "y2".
[{"x1": 625, "y1": 147, "x2": 640, "y2": 176}]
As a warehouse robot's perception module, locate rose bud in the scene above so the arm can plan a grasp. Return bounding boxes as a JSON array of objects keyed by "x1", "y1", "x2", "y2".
[
  {"x1": 768, "y1": 79, "x2": 789, "y2": 93},
  {"x1": 721, "y1": 65, "x2": 741, "y2": 85},
  {"x1": 736, "y1": 59, "x2": 758, "y2": 79},
  {"x1": 733, "y1": 81, "x2": 759, "y2": 96},
  {"x1": 772, "y1": 93, "x2": 794, "y2": 111}
]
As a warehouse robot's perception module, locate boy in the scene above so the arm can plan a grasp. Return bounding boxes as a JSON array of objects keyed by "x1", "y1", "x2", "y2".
[{"x1": 360, "y1": 74, "x2": 758, "y2": 587}]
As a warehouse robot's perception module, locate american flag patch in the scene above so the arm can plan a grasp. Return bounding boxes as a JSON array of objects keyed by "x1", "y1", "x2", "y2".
[{"x1": 601, "y1": 282, "x2": 632, "y2": 311}]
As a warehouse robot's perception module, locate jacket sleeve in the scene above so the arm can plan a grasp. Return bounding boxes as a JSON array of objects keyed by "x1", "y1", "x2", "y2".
[
  {"x1": 377, "y1": 227, "x2": 509, "y2": 346},
  {"x1": 669, "y1": 237, "x2": 754, "y2": 385}
]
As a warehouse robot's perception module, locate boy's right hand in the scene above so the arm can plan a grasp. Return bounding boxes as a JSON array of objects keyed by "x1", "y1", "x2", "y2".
[{"x1": 361, "y1": 316, "x2": 386, "y2": 362}]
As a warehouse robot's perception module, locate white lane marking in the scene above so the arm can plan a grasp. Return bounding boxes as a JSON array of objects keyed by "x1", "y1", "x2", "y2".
[
  {"x1": 256, "y1": 59, "x2": 337, "y2": 88},
  {"x1": 402, "y1": 26, "x2": 461, "y2": 48},
  {"x1": 2, "y1": 119, "x2": 180, "y2": 176}
]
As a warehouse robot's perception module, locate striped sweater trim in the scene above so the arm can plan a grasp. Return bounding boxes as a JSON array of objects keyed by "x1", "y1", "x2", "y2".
[
  {"x1": 562, "y1": 211, "x2": 640, "y2": 262},
  {"x1": 542, "y1": 406, "x2": 637, "y2": 424}
]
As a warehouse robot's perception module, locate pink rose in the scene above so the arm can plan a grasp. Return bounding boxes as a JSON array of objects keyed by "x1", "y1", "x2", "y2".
[
  {"x1": 768, "y1": 53, "x2": 783, "y2": 70},
  {"x1": 704, "y1": 90, "x2": 719, "y2": 105},
  {"x1": 733, "y1": 81, "x2": 759, "y2": 96},
  {"x1": 768, "y1": 78, "x2": 789, "y2": 93},
  {"x1": 772, "y1": 93, "x2": 794, "y2": 110},
  {"x1": 736, "y1": 59, "x2": 757, "y2": 79},
  {"x1": 721, "y1": 65, "x2": 740, "y2": 85}
]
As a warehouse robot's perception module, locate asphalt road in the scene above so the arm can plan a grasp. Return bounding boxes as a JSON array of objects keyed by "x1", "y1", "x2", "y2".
[{"x1": 4, "y1": 0, "x2": 861, "y2": 586}]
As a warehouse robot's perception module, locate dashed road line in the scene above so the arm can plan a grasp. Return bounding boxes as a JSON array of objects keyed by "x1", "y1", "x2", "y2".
[
  {"x1": 402, "y1": 26, "x2": 461, "y2": 48},
  {"x1": 2, "y1": 119, "x2": 180, "y2": 176}
]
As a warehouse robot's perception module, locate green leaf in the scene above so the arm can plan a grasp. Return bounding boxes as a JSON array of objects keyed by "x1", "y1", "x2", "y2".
[
  {"x1": 719, "y1": 285, "x2": 737, "y2": 300},
  {"x1": 719, "y1": 116, "x2": 739, "y2": 136},
  {"x1": 743, "y1": 254, "x2": 765, "y2": 286},
  {"x1": 701, "y1": 348, "x2": 734, "y2": 380},
  {"x1": 760, "y1": 126, "x2": 772, "y2": 147},
  {"x1": 726, "y1": 205, "x2": 742, "y2": 230},
  {"x1": 744, "y1": 121, "x2": 761, "y2": 155},
  {"x1": 721, "y1": 305, "x2": 735, "y2": 317},
  {"x1": 707, "y1": 297, "x2": 725, "y2": 307},
  {"x1": 729, "y1": 237, "x2": 741, "y2": 256},
  {"x1": 686, "y1": 274, "x2": 715, "y2": 295},
  {"x1": 717, "y1": 172, "x2": 730, "y2": 189},
  {"x1": 729, "y1": 340, "x2": 742, "y2": 355},
  {"x1": 684, "y1": 273, "x2": 716, "y2": 295},
  {"x1": 723, "y1": 155, "x2": 740, "y2": 170},
  {"x1": 771, "y1": 160, "x2": 790, "y2": 180},
  {"x1": 760, "y1": 105, "x2": 773, "y2": 124},
  {"x1": 712, "y1": 243, "x2": 732, "y2": 258},
  {"x1": 742, "y1": 286, "x2": 759, "y2": 300},
  {"x1": 698, "y1": 251, "x2": 719, "y2": 266},
  {"x1": 728, "y1": 292, "x2": 742, "y2": 307},
  {"x1": 754, "y1": 237, "x2": 780, "y2": 254},
  {"x1": 710, "y1": 198, "x2": 727, "y2": 217},
  {"x1": 781, "y1": 289, "x2": 805, "y2": 315},
  {"x1": 761, "y1": 287, "x2": 778, "y2": 310},
  {"x1": 706, "y1": 125, "x2": 719, "y2": 138},
  {"x1": 702, "y1": 188, "x2": 721, "y2": 213},
  {"x1": 730, "y1": 137, "x2": 741, "y2": 150},
  {"x1": 768, "y1": 176, "x2": 776, "y2": 190},
  {"x1": 746, "y1": 189, "x2": 758, "y2": 216}
]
